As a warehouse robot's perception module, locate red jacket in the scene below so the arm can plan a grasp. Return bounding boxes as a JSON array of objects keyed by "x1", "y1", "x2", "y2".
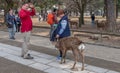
[{"x1": 19, "y1": 8, "x2": 35, "y2": 33}]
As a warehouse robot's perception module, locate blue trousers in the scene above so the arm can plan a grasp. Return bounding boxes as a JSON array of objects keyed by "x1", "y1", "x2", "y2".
[
  {"x1": 50, "y1": 24, "x2": 57, "y2": 41},
  {"x1": 8, "y1": 24, "x2": 16, "y2": 39}
]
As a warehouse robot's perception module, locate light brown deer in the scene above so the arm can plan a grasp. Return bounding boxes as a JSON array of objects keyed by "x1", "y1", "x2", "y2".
[
  {"x1": 94, "y1": 20, "x2": 109, "y2": 40},
  {"x1": 55, "y1": 36, "x2": 85, "y2": 71},
  {"x1": 69, "y1": 21, "x2": 78, "y2": 29},
  {"x1": 95, "y1": 20, "x2": 108, "y2": 30}
]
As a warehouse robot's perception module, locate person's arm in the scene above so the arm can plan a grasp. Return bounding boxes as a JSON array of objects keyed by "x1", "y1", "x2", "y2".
[
  {"x1": 29, "y1": 8, "x2": 35, "y2": 16},
  {"x1": 19, "y1": 10, "x2": 28, "y2": 18},
  {"x1": 6, "y1": 14, "x2": 12, "y2": 24},
  {"x1": 29, "y1": 3, "x2": 35, "y2": 16},
  {"x1": 58, "y1": 20, "x2": 67, "y2": 35}
]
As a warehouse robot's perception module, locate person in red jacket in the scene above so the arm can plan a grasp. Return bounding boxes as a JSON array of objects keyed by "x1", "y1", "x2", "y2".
[{"x1": 19, "y1": 3, "x2": 35, "y2": 59}]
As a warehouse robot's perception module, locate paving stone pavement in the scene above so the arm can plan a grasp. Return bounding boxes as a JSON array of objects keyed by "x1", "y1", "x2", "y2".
[
  {"x1": 15, "y1": 32, "x2": 120, "y2": 64},
  {"x1": 0, "y1": 43, "x2": 119, "y2": 73},
  {"x1": 0, "y1": 31, "x2": 120, "y2": 73},
  {"x1": 0, "y1": 57, "x2": 45, "y2": 73}
]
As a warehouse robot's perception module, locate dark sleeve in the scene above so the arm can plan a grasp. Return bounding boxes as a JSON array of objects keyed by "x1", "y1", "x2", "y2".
[{"x1": 6, "y1": 14, "x2": 11, "y2": 24}]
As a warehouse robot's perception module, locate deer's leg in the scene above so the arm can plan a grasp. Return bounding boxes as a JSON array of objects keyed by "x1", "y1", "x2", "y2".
[
  {"x1": 63, "y1": 49, "x2": 67, "y2": 63},
  {"x1": 71, "y1": 49, "x2": 78, "y2": 71},
  {"x1": 79, "y1": 49, "x2": 84, "y2": 71},
  {"x1": 60, "y1": 48, "x2": 66, "y2": 64},
  {"x1": 60, "y1": 50, "x2": 63, "y2": 64}
]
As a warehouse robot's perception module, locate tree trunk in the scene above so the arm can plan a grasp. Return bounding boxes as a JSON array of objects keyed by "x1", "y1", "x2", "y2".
[
  {"x1": 78, "y1": 17, "x2": 81, "y2": 27},
  {"x1": 106, "y1": 0, "x2": 116, "y2": 32},
  {"x1": 81, "y1": 11, "x2": 84, "y2": 24},
  {"x1": 116, "y1": 5, "x2": 118, "y2": 18},
  {"x1": 4, "y1": 0, "x2": 14, "y2": 23},
  {"x1": 79, "y1": 9, "x2": 84, "y2": 27},
  {"x1": 103, "y1": 6, "x2": 106, "y2": 17},
  {"x1": 103, "y1": 0, "x2": 107, "y2": 18}
]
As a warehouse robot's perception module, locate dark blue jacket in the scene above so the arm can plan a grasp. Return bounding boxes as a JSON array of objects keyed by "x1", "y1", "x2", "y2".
[
  {"x1": 15, "y1": 16, "x2": 21, "y2": 25},
  {"x1": 91, "y1": 14, "x2": 95, "y2": 21},
  {"x1": 55, "y1": 15, "x2": 71, "y2": 38},
  {"x1": 6, "y1": 13, "x2": 16, "y2": 28}
]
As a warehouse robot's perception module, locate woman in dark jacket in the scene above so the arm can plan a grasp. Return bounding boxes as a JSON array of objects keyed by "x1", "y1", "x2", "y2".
[
  {"x1": 6, "y1": 8, "x2": 17, "y2": 39},
  {"x1": 55, "y1": 9, "x2": 71, "y2": 60}
]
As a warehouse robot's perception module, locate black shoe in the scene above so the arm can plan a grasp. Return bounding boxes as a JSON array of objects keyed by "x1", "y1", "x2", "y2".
[
  {"x1": 21, "y1": 55, "x2": 24, "y2": 57},
  {"x1": 12, "y1": 37, "x2": 15, "y2": 40},
  {"x1": 21, "y1": 54, "x2": 30, "y2": 57},
  {"x1": 10, "y1": 37, "x2": 15, "y2": 40},
  {"x1": 23, "y1": 54, "x2": 34, "y2": 59}
]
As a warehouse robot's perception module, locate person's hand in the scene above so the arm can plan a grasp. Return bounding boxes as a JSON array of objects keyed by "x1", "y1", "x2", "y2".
[
  {"x1": 27, "y1": 8, "x2": 31, "y2": 11},
  {"x1": 29, "y1": 3, "x2": 34, "y2": 8},
  {"x1": 56, "y1": 34, "x2": 59, "y2": 38}
]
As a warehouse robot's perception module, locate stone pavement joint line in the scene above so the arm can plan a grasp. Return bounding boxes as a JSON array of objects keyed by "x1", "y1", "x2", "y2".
[{"x1": 0, "y1": 43, "x2": 119, "y2": 73}]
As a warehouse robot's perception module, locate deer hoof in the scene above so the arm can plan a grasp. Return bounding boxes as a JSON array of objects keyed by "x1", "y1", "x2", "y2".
[
  {"x1": 60, "y1": 62, "x2": 62, "y2": 64},
  {"x1": 81, "y1": 67, "x2": 84, "y2": 71},
  {"x1": 71, "y1": 67, "x2": 78, "y2": 71},
  {"x1": 63, "y1": 61, "x2": 66, "y2": 63}
]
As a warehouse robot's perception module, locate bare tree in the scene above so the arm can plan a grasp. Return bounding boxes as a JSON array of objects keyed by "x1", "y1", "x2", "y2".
[
  {"x1": 86, "y1": 0, "x2": 104, "y2": 16},
  {"x1": 71, "y1": 0, "x2": 92, "y2": 27},
  {"x1": 105, "y1": 0, "x2": 117, "y2": 32},
  {"x1": 62, "y1": 0, "x2": 92, "y2": 27}
]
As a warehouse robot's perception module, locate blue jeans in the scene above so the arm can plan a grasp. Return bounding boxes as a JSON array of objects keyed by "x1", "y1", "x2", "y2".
[
  {"x1": 8, "y1": 24, "x2": 16, "y2": 39},
  {"x1": 91, "y1": 20, "x2": 95, "y2": 26},
  {"x1": 50, "y1": 24, "x2": 57, "y2": 41}
]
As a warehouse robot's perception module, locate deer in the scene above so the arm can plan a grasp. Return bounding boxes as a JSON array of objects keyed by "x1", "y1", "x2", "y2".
[
  {"x1": 94, "y1": 20, "x2": 109, "y2": 40},
  {"x1": 95, "y1": 20, "x2": 108, "y2": 30},
  {"x1": 55, "y1": 36, "x2": 85, "y2": 71},
  {"x1": 69, "y1": 21, "x2": 78, "y2": 29}
]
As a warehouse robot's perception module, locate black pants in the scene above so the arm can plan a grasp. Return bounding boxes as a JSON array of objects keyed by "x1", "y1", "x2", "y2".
[
  {"x1": 59, "y1": 50, "x2": 62, "y2": 57},
  {"x1": 16, "y1": 24, "x2": 21, "y2": 32},
  {"x1": 58, "y1": 38, "x2": 63, "y2": 57}
]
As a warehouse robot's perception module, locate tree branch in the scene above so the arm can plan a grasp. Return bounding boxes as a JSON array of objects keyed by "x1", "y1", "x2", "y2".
[{"x1": 72, "y1": 0, "x2": 81, "y2": 12}]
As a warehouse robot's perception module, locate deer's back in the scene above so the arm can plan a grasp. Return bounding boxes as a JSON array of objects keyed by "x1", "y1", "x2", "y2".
[{"x1": 59, "y1": 37, "x2": 82, "y2": 50}]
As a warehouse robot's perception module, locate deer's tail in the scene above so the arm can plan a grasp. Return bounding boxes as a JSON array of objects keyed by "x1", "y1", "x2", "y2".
[{"x1": 78, "y1": 43, "x2": 85, "y2": 50}]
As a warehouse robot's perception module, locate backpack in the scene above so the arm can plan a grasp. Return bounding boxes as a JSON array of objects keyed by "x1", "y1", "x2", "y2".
[{"x1": 47, "y1": 13, "x2": 54, "y2": 25}]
